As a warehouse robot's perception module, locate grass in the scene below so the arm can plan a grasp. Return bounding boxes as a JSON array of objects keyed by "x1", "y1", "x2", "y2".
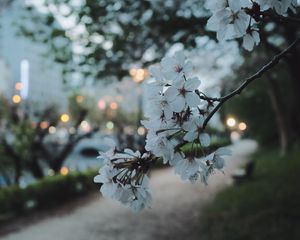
[{"x1": 199, "y1": 146, "x2": 300, "y2": 240}]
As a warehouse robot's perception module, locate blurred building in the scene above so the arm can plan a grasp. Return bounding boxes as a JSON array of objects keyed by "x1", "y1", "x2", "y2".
[{"x1": 0, "y1": 0, "x2": 69, "y2": 113}]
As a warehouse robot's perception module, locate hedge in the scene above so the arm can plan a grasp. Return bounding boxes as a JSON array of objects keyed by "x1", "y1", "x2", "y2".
[{"x1": 0, "y1": 169, "x2": 99, "y2": 219}]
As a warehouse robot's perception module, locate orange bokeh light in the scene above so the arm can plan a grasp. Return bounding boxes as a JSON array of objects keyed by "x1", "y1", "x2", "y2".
[
  {"x1": 40, "y1": 121, "x2": 49, "y2": 129},
  {"x1": 15, "y1": 82, "x2": 23, "y2": 91},
  {"x1": 110, "y1": 102, "x2": 118, "y2": 110},
  {"x1": 60, "y1": 167, "x2": 69, "y2": 176},
  {"x1": 12, "y1": 95, "x2": 21, "y2": 104}
]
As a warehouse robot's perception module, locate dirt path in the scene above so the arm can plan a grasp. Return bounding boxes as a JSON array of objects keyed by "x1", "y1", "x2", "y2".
[{"x1": 1, "y1": 140, "x2": 257, "y2": 240}]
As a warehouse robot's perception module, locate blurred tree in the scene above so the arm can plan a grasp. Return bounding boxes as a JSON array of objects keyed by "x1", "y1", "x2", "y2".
[
  {"x1": 223, "y1": 37, "x2": 298, "y2": 154},
  {"x1": 0, "y1": 96, "x2": 99, "y2": 185},
  {"x1": 15, "y1": 1, "x2": 300, "y2": 152},
  {"x1": 18, "y1": 0, "x2": 209, "y2": 81}
]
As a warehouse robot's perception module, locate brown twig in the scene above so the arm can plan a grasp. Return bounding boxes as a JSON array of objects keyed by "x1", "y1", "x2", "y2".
[{"x1": 202, "y1": 37, "x2": 300, "y2": 130}]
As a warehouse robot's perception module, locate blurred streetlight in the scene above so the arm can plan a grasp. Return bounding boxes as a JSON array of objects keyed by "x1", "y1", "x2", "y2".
[
  {"x1": 60, "y1": 166, "x2": 69, "y2": 176},
  {"x1": 48, "y1": 126, "x2": 56, "y2": 134},
  {"x1": 238, "y1": 122, "x2": 247, "y2": 131},
  {"x1": 40, "y1": 121, "x2": 49, "y2": 129},
  {"x1": 137, "y1": 126, "x2": 146, "y2": 136},
  {"x1": 106, "y1": 121, "x2": 114, "y2": 130},
  {"x1": 80, "y1": 120, "x2": 91, "y2": 132},
  {"x1": 12, "y1": 94, "x2": 21, "y2": 104},
  {"x1": 60, "y1": 113, "x2": 70, "y2": 123},
  {"x1": 226, "y1": 117, "x2": 236, "y2": 127},
  {"x1": 110, "y1": 102, "x2": 118, "y2": 110},
  {"x1": 129, "y1": 68, "x2": 148, "y2": 83},
  {"x1": 15, "y1": 82, "x2": 22, "y2": 91}
]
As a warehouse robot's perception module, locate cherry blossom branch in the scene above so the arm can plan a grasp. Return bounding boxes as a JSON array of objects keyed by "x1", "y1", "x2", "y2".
[
  {"x1": 195, "y1": 90, "x2": 221, "y2": 102},
  {"x1": 202, "y1": 36, "x2": 300, "y2": 130}
]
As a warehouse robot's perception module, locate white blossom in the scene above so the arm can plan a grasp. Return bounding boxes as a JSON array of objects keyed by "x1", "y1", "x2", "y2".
[
  {"x1": 257, "y1": 0, "x2": 297, "y2": 14},
  {"x1": 242, "y1": 29, "x2": 260, "y2": 51},
  {"x1": 206, "y1": 0, "x2": 251, "y2": 41},
  {"x1": 183, "y1": 116, "x2": 211, "y2": 147},
  {"x1": 207, "y1": 147, "x2": 232, "y2": 170},
  {"x1": 161, "y1": 51, "x2": 193, "y2": 82},
  {"x1": 174, "y1": 153, "x2": 201, "y2": 180},
  {"x1": 144, "y1": 131, "x2": 177, "y2": 164},
  {"x1": 94, "y1": 51, "x2": 233, "y2": 211},
  {"x1": 164, "y1": 77, "x2": 201, "y2": 112}
]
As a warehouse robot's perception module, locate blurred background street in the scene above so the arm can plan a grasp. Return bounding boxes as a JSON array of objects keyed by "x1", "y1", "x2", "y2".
[{"x1": 0, "y1": 140, "x2": 257, "y2": 240}]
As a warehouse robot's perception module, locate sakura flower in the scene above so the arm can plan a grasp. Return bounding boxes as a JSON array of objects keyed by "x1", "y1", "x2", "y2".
[
  {"x1": 187, "y1": 160, "x2": 211, "y2": 184},
  {"x1": 205, "y1": 0, "x2": 227, "y2": 12},
  {"x1": 144, "y1": 91, "x2": 174, "y2": 121},
  {"x1": 144, "y1": 131, "x2": 177, "y2": 164},
  {"x1": 207, "y1": 0, "x2": 251, "y2": 41},
  {"x1": 174, "y1": 152, "x2": 201, "y2": 181},
  {"x1": 123, "y1": 176, "x2": 152, "y2": 211},
  {"x1": 161, "y1": 51, "x2": 193, "y2": 82},
  {"x1": 183, "y1": 116, "x2": 211, "y2": 147},
  {"x1": 164, "y1": 77, "x2": 201, "y2": 112},
  {"x1": 242, "y1": 29, "x2": 260, "y2": 51},
  {"x1": 257, "y1": 0, "x2": 297, "y2": 14},
  {"x1": 94, "y1": 164, "x2": 120, "y2": 199},
  {"x1": 207, "y1": 147, "x2": 232, "y2": 170},
  {"x1": 97, "y1": 138, "x2": 117, "y2": 166},
  {"x1": 149, "y1": 65, "x2": 169, "y2": 86}
]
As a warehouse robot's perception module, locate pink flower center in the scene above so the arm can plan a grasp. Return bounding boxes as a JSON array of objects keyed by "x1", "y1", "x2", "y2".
[{"x1": 174, "y1": 65, "x2": 183, "y2": 73}]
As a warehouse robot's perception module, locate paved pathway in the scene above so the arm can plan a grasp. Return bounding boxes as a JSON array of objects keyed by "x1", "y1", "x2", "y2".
[{"x1": 1, "y1": 140, "x2": 257, "y2": 240}]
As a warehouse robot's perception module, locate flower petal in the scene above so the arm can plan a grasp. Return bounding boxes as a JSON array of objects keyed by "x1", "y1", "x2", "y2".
[
  {"x1": 199, "y1": 133, "x2": 210, "y2": 147},
  {"x1": 184, "y1": 130, "x2": 197, "y2": 142},
  {"x1": 186, "y1": 92, "x2": 200, "y2": 107},
  {"x1": 170, "y1": 96, "x2": 185, "y2": 112}
]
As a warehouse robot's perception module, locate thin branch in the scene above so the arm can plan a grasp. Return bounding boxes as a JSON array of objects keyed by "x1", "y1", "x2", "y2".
[
  {"x1": 202, "y1": 37, "x2": 300, "y2": 130},
  {"x1": 195, "y1": 90, "x2": 221, "y2": 102}
]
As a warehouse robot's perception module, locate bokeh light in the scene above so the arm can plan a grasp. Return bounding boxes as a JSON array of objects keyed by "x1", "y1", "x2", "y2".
[
  {"x1": 98, "y1": 99, "x2": 106, "y2": 110},
  {"x1": 137, "y1": 126, "x2": 146, "y2": 136},
  {"x1": 48, "y1": 126, "x2": 56, "y2": 134},
  {"x1": 60, "y1": 167, "x2": 69, "y2": 176},
  {"x1": 60, "y1": 113, "x2": 70, "y2": 123},
  {"x1": 40, "y1": 121, "x2": 49, "y2": 129},
  {"x1": 226, "y1": 117, "x2": 236, "y2": 127},
  {"x1": 106, "y1": 121, "x2": 114, "y2": 130},
  {"x1": 15, "y1": 82, "x2": 23, "y2": 90},
  {"x1": 238, "y1": 122, "x2": 247, "y2": 131},
  {"x1": 12, "y1": 94, "x2": 21, "y2": 104},
  {"x1": 110, "y1": 102, "x2": 118, "y2": 110},
  {"x1": 129, "y1": 68, "x2": 148, "y2": 83}
]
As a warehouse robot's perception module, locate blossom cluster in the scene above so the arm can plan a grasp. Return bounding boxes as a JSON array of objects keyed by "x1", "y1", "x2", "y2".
[
  {"x1": 94, "y1": 138, "x2": 153, "y2": 211},
  {"x1": 94, "y1": 52, "x2": 231, "y2": 210},
  {"x1": 93, "y1": 0, "x2": 299, "y2": 211},
  {"x1": 206, "y1": 0, "x2": 298, "y2": 50}
]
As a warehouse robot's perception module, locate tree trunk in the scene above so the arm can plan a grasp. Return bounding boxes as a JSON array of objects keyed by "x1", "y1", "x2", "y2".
[
  {"x1": 28, "y1": 158, "x2": 44, "y2": 179},
  {"x1": 265, "y1": 75, "x2": 290, "y2": 155},
  {"x1": 284, "y1": 27, "x2": 300, "y2": 144},
  {"x1": 13, "y1": 157, "x2": 21, "y2": 185}
]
